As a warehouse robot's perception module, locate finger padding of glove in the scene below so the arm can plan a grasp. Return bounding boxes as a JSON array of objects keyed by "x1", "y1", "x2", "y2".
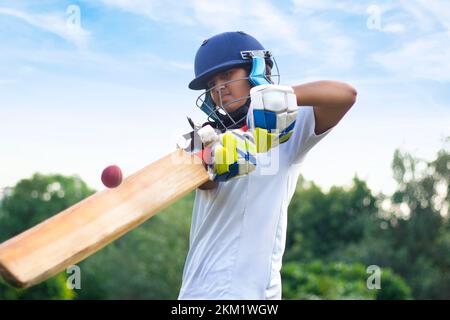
[
  {"x1": 254, "y1": 128, "x2": 279, "y2": 153},
  {"x1": 211, "y1": 131, "x2": 257, "y2": 181},
  {"x1": 214, "y1": 132, "x2": 237, "y2": 175},
  {"x1": 249, "y1": 85, "x2": 298, "y2": 133}
]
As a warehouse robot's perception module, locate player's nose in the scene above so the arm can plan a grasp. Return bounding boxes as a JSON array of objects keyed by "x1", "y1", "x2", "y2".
[{"x1": 215, "y1": 83, "x2": 229, "y2": 96}]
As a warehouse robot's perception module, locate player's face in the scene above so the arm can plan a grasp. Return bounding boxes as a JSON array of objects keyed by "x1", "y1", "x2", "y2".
[{"x1": 207, "y1": 67, "x2": 251, "y2": 113}]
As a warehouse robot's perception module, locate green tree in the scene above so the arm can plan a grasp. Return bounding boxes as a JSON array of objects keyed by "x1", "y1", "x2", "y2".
[
  {"x1": 283, "y1": 143, "x2": 449, "y2": 299},
  {"x1": 0, "y1": 274, "x2": 74, "y2": 300},
  {"x1": 0, "y1": 173, "x2": 95, "y2": 241},
  {"x1": 0, "y1": 173, "x2": 95, "y2": 299},
  {"x1": 317, "y1": 147, "x2": 449, "y2": 299},
  {"x1": 285, "y1": 175, "x2": 377, "y2": 263},
  {"x1": 282, "y1": 261, "x2": 411, "y2": 300},
  {"x1": 367, "y1": 148, "x2": 449, "y2": 299}
]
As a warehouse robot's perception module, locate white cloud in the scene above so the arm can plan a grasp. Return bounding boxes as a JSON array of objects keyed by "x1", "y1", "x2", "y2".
[
  {"x1": 369, "y1": 0, "x2": 450, "y2": 82},
  {"x1": 191, "y1": 0, "x2": 309, "y2": 54},
  {"x1": 398, "y1": 0, "x2": 440, "y2": 33},
  {"x1": 291, "y1": 0, "x2": 449, "y2": 80},
  {"x1": 101, "y1": 0, "x2": 195, "y2": 24},
  {"x1": 101, "y1": 0, "x2": 307, "y2": 53},
  {"x1": 294, "y1": 1, "x2": 448, "y2": 82},
  {"x1": 100, "y1": 0, "x2": 356, "y2": 73},
  {"x1": 192, "y1": 0, "x2": 357, "y2": 71},
  {"x1": 372, "y1": 32, "x2": 450, "y2": 82},
  {"x1": 0, "y1": 7, "x2": 90, "y2": 48},
  {"x1": 382, "y1": 23, "x2": 406, "y2": 33},
  {"x1": 292, "y1": 0, "x2": 367, "y2": 15},
  {"x1": 415, "y1": 0, "x2": 450, "y2": 34}
]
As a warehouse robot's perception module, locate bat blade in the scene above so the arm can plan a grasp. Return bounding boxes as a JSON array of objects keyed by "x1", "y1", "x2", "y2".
[{"x1": 0, "y1": 149, "x2": 208, "y2": 288}]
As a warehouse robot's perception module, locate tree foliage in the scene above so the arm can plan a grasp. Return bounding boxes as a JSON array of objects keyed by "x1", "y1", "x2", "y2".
[
  {"x1": 282, "y1": 261, "x2": 411, "y2": 300},
  {"x1": 0, "y1": 173, "x2": 94, "y2": 299},
  {"x1": 283, "y1": 144, "x2": 449, "y2": 299},
  {"x1": 0, "y1": 144, "x2": 448, "y2": 299}
]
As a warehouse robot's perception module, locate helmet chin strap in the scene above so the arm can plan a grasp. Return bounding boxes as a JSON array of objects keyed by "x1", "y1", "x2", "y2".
[{"x1": 215, "y1": 98, "x2": 251, "y2": 131}]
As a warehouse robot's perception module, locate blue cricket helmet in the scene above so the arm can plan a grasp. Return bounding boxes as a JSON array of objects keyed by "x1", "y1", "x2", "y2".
[{"x1": 189, "y1": 31, "x2": 273, "y2": 90}]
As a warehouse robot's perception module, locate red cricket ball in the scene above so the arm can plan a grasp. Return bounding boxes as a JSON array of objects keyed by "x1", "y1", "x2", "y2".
[{"x1": 101, "y1": 165, "x2": 123, "y2": 188}]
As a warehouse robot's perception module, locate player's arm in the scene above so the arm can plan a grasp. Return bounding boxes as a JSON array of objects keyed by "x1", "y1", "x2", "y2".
[{"x1": 291, "y1": 81, "x2": 357, "y2": 134}]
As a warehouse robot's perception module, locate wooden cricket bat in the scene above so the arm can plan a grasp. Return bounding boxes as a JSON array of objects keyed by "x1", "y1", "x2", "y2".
[{"x1": 0, "y1": 149, "x2": 209, "y2": 288}]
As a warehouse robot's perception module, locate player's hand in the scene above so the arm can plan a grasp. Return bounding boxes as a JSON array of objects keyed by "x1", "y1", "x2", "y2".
[
  {"x1": 199, "y1": 127, "x2": 257, "y2": 182},
  {"x1": 247, "y1": 84, "x2": 299, "y2": 152}
]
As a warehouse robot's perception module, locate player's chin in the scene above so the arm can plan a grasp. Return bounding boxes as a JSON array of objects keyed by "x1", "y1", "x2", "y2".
[{"x1": 223, "y1": 99, "x2": 245, "y2": 113}]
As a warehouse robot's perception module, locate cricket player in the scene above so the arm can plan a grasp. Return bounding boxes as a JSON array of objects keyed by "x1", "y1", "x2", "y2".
[{"x1": 178, "y1": 31, "x2": 357, "y2": 299}]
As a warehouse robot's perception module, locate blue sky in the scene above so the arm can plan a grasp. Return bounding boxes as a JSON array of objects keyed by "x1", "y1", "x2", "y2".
[{"x1": 0, "y1": 0, "x2": 449, "y2": 195}]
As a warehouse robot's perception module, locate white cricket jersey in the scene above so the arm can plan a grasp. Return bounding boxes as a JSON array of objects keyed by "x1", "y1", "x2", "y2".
[{"x1": 178, "y1": 107, "x2": 332, "y2": 300}]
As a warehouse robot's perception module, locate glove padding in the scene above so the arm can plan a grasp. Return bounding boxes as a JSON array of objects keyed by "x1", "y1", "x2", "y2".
[
  {"x1": 247, "y1": 84, "x2": 298, "y2": 152},
  {"x1": 199, "y1": 127, "x2": 257, "y2": 182}
]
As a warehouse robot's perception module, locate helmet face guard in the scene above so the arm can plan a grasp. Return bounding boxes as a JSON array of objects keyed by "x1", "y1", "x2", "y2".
[{"x1": 196, "y1": 51, "x2": 280, "y2": 131}]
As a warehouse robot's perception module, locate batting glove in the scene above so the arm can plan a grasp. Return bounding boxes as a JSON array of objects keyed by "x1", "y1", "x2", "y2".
[
  {"x1": 198, "y1": 125, "x2": 257, "y2": 182},
  {"x1": 247, "y1": 84, "x2": 298, "y2": 152}
]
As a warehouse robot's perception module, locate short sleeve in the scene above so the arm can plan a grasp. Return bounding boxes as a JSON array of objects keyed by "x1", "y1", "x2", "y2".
[{"x1": 284, "y1": 106, "x2": 333, "y2": 165}]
